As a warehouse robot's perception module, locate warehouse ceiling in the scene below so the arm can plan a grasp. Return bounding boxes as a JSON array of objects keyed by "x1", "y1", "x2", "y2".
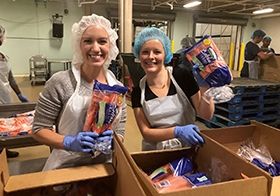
[{"x1": 47, "y1": 0, "x2": 280, "y2": 18}]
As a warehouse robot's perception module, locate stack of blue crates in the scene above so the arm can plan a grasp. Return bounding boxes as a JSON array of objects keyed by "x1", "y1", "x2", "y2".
[{"x1": 196, "y1": 77, "x2": 280, "y2": 128}]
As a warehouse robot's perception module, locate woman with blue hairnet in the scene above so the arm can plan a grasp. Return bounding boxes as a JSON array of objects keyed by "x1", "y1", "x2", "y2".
[
  {"x1": 240, "y1": 29, "x2": 274, "y2": 79},
  {"x1": 131, "y1": 27, "x2": 214, "y2": 151},
  {"x1": 261, "y1": 36, "x2": 275, "y2": 54},
  {"x1": 0, "y1": 25, "x2": 29, "y2": 158},
  {"x1": 32, "y1": 14, "x2": 127, "y2": 170}
]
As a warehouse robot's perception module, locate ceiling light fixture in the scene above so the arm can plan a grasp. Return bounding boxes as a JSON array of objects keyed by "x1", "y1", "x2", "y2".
[
  {"x1": 183, "y1": 1, "x2": 202, "y2": 8},
  {"x1": 253, "y1": 8, "x2": 274, "y2": 15}
]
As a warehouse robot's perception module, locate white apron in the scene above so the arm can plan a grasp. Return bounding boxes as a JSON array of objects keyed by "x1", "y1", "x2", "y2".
[
  {"x1": 43, "y1": 67, "x2": 121, "y2": 171},
  {"x1": 246, "y1": 59, "x2": 259, "y2": 79},
  {"x1": 140, "y1": 66, "x2": 195, "y2": 151},
  {"x1": 0, "y1": 53, "x2": 13, "y2": 104}
]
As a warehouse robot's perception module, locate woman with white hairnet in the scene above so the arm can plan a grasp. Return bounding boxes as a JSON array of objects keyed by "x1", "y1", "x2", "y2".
[
  {"x1": 240, "y1": 29, "x2": 274, "y2": 79},
  {"x1": 0, "y1": 25, "x2": 29, "y2": 158},
  {"x1": 0, "y1": 25, "x2": 29, "y2": 104},
  {"x1": 131, "y1": 27, "x2": 214, "y2": 151},
  {"x1": 32, "y1": 14, "x2": 127, "y2": 170}
]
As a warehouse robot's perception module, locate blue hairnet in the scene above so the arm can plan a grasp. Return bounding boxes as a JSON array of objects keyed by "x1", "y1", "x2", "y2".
[
  {"x1": 263, "y1": 36, "x2": 272, "y2": 41},
  {"x1": 251, "y1": 29, "x2": 266, "y2": 39},
  {"x1": 133, "y1": 27, "x2": 173, "y2": 64}
]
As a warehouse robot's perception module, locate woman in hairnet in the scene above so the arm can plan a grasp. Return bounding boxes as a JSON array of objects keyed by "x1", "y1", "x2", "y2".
[
  {"x1": 261, "y1": 36, "x2": 275, "y2": 54},
  {"x1": 131, "y1": 27, "x2": 214, "y2": 151},
  {"x1": 32, "y1": 14, "x2": 127, "y2": 171},
  {"x1": 0, "y1": 25, "x2": 29, "y2": 158},
  {"x1": 0, "y1": 25, "x2": 29, "y2": 104},
  {"x1": 240, "y1": 29, "x2": 274, "y2": 79}
]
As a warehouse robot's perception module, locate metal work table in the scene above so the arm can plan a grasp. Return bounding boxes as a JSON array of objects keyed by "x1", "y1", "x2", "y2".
[
  {"x1": 0, "y1": 102, "x2": 41, "y2": 149},
  {"x1": 47, "y1": 59, "x2": 72, "y2": 79}
]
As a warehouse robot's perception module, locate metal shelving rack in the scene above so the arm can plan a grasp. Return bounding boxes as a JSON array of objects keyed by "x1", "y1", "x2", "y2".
[{"x1": 29, "y1": 55, "x2": 48, "y2": 85}]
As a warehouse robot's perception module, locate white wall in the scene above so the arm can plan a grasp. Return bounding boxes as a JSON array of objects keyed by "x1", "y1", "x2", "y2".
[
  {"x1": 0, "y1": 0, "x2": 107, "y2": 75},
  {"x1": 171, "y1": 11, "x2": 193, "y2": 52},
  {"x1": 257, "y1": 16, "x2": 280, "y2": 53},
  {"x1": 1, "y1": 0, "x2": 280, "y2": 75}
]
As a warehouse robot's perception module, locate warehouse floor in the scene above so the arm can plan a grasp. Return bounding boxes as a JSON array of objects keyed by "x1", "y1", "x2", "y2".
[{"x1": 7, "y1": 70, "x2": 240, "y2": 164}]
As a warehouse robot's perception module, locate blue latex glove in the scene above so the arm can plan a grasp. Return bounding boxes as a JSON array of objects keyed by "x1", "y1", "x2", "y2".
[
  {"x1": 97, "y1": 130, "x2": 113, "y2": 142},
  {"x1": 192, "y1": 64, "x2": 209, "y2": 87},
  {"x1": 174, "y1": 124, "x2": 204, "y2": 147},
  {"x1": 17, "y1": 93, "x2": 29, "y2": 102},
  {"x1": 63, "y1": 132, "x2": 99, "y2": 153}
]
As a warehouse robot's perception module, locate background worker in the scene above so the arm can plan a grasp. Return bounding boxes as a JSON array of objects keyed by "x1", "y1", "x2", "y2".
[
  {"x1": 0, "y1": 25, "x2": 29, "y2": 158},
  {"x1": 261, "y1": 36, "x2": 275, "y2": 54},
  {"x1": 240, "y1": 29, "x2": 274, "y2": 79}
]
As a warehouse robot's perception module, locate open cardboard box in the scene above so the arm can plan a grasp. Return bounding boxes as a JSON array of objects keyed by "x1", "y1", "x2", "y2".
[
  {"x1": 201, "y1": 120, "x2": 280, "y2": 196},
  {"x1": 117, "y1": 133, "x2": 268, "y2": 196},
  {"x1": 0, "y1": 135, "x2": 146, "y2": 196},
  {"x1": 259, "y1": 55, "x2": 280, "y2": 82}
]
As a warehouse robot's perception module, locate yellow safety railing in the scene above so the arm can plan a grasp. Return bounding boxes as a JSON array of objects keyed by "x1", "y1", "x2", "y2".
[
  {"x1": 171, "y1": 40, "x2": 175, "y2": 53},
  {"x1": 228, "y1": 43, "x2": 234, "y2": 70},
  {"x1": 238, "y1": 42, "x2": 245, "y2": 71}
]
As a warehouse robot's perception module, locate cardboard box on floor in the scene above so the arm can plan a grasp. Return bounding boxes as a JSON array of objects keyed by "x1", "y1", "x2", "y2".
[
  {"x1": 117, "y1": 133, "x2": 268, "y2": 196},
  {"x1": 259, "y1": 55, "x2": 280, "y2": 82},
  {"x1": 201, "y1": 120, "x2": 280, "y2": 196},
  {"x1": 0, "y1": 135, "x2": 146, "y2": 196}
]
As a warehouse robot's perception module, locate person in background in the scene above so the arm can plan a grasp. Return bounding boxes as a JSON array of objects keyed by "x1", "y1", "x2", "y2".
[
  {"x1": 0, "y1": 25, "x2": 29, "y2": 158},
  {"x1": 32, "y1": 13, "x2": 127, "y2": 171},
  {"x1": 240, "y1": 29, "x2": 274, "y2": 79},
  {"x1": 175, "y1": 35, "x2": 196, "y2": 74},
  {"x1": 131, "y1": 27, "x2": 214, "y2": 151},
  {"x1": 261, "y1": 36, "x2": 275, "y2": 54}
]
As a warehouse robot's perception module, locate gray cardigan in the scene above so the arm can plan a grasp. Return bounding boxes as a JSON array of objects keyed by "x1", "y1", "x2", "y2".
[{"x1": 32, "y1": 69, "x2": 126, "y2": 139}]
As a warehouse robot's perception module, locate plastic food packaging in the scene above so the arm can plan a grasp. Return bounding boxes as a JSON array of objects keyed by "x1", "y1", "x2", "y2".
[
  {"x1": 184, "y1": 35, "x2": 234, "y2": 103},
  {"x1": 149, "y1": 157, "x2": 193, "y2": 183},
  {"x1": 153, "y1": 172, "x2": 211, "y2": 193},
  {"x1": 83, "y1": 79, "x2": 129, "y2": 157},
  {"x1": 184, "y1": 35, "x2": 232, "y2": 87},
  {"x1": 0, "y1": 110, "x2": 35, "y2": 137},
  {"x1": 84, "y1": 79, "x2": 129, "y2": 134},
  {"x1": 237, "y1": 138, "x2": 280, "y2": 176}
]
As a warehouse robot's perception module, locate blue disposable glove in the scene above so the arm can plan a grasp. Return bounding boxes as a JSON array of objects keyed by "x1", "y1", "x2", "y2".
[
  {"x1": 174, "y1": 124, "x2": 204, "y2": 147},
  {"x1": 17, "y1": 93, "x2": 29, "y2": 102},
  {"x1": 192, "y1": 64, "x2": 209, "y2": 87},
  {"x1": 97, "y1": 130, "x2": 113, "y2": 142},
  {"x1": 63, "y1": 132, "x2": 99, "y2": 153}
]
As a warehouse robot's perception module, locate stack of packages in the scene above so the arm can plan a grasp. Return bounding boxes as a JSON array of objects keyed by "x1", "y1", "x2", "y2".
[
  {"x1": 0, "y1": 111, "x2": 35, "y2": 137},
  {"x1": 142, "y1": 156, "x2": 212, "y2": 193}
]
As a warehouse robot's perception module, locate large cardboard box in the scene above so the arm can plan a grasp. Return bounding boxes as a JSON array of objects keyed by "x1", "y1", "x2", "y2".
[
  {"x1": 259, "y1": 55, "x2": 280, "y2": 82},
  {"x1": 117, "y1": 134, "x2": 268, "y2": 196},
  {"x1": 0, "y1": 136, "x2": 146, "y2": 196},
  {"x1": 201, "y1": 121, "x2": 280, "y2": 196}
]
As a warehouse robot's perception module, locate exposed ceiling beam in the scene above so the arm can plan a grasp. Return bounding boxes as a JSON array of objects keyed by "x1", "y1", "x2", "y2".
[{"x1": 206, "y1": 0, "x2": 251, "y2": 12}]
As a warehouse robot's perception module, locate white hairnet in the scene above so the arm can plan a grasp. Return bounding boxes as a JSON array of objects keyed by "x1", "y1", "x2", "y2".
[
  {"x1": 0, "y1": 25, "x2": 6, "y2": 45},
  {"x1": 71, "y1": 14, "x2": 119, "y2": 70}
]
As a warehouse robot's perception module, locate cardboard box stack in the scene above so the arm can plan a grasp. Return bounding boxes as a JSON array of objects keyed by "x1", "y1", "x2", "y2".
[
  {"x1": 201, "y1": 120, "x2": 280, "y2": 196},
  {"x1": 0, "y1": 135, "x2": 146, "y2": 196},
  {"x1": 196, "y1": 77, "x2": 280, "y2": 128},
  {"x1": 117, "y1": 133, "x2": 269, "y2": 196}
]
